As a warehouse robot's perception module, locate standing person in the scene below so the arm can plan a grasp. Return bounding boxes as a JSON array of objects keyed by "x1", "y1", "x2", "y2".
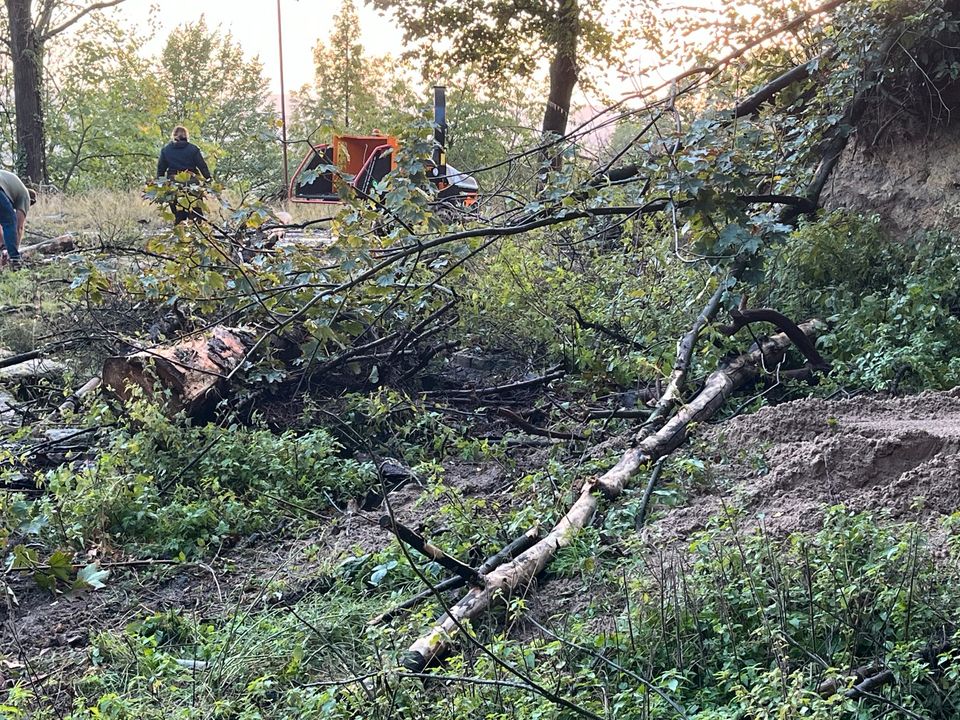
[
  {"x1": 157, "y1": 126, "x2": 212, "y2": 224},
  {"x1": 0, "y1": 170, "x2": 37, "y2": 269}
]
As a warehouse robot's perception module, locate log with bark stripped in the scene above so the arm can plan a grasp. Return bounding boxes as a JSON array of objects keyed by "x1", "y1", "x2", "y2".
[
  {"x1": 19, "y1": 234, "x2": 75, "y2": 258},
  {"x1": 102, "y1": 327, "x2": 255, "y2": 416},
  {"x1": 401, "y1": 319, "x2": 825, "y2": 671}
]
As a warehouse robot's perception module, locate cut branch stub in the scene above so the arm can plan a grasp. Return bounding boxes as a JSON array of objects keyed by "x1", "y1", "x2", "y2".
[
  {"x1": 47, "y1": 376, "x2": 101, "y2": 421},
  {"x1": 102, "y1": 326, "x2": 255, "y2": 417}
]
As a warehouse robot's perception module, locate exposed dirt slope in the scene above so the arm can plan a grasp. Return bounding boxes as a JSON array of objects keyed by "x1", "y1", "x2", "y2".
[
  {"x1": 651, "y1": 388, "x2": 960, "y2": 541},
  {"x1": 825, "y1": 123, "x2": 960, "y2": 235}
]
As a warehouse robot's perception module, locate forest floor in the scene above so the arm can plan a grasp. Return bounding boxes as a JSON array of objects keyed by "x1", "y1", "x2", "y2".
[
  {"x1": 3, "y1": 194, "x2": 959, "y2": 715},
  {"x1": 5, "y1": 382, "x2": 959, "y2": 707}
]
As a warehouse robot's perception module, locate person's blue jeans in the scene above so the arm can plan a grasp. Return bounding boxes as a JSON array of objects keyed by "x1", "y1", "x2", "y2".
[{"x1": 0, "y1": 190, "x2": 19, "y2": 262}]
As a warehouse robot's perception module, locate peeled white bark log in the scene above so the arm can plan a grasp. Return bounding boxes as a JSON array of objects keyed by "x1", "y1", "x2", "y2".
[
  {"x1": 0, "y1": 358, "x2": 65, "y2": 380},
  {"x1": 49, "y1": 376, "x2": 102, "y2": 420},
  {"x1": 403, "y1": 320, "x2": 824, "y2": 671}
]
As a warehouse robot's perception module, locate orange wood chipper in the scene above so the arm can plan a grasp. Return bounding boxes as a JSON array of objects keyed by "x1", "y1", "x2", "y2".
[{"x1": 289, "y1": 86, "x2": 478, "y2": 207}]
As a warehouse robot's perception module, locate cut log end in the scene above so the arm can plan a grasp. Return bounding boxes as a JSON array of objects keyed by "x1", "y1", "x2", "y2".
[
  {"x1": 103, "y1": 326, "x2": 254, "y2": 417},
  {"x1": 400, "y1": 651, "x2": 428, "y2": 673}
]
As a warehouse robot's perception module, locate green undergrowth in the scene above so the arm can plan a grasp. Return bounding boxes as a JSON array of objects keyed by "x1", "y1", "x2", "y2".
[
  {"x1": 461, "y1": 208, "x2": 960, "y2": 403},
  {"x1": 0, "y1": 261, "x2": 73, "y2": 354},
  {"x1": 4, "y1": 398, "x2": 377, "y2": 560},
  {"x1": 2, "y1": 387, "x2": 572, "y2": 572},
  {"x1": 459, "y1": 221, "x2": 718, "y2": 389},
  {"x1": 8, "y1": 506, "x2": 958, "y2": 719},
  {"x1": 765, "y1": 212, "x2": 960, "y2": 392}
]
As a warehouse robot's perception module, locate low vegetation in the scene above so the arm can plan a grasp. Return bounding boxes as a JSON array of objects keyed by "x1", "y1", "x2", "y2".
[{"x1": 4, "y1": 1, "x2": 960, "y2": 719}]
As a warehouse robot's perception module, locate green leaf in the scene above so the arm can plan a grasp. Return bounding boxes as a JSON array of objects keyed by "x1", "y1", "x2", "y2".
[
  {"x1": 48, "y1": 551, "x2": 73, "y2": 583},
  {"x1": 34, "y1": 573, "x2": 57, "y2": 592},
  {"x1": 11, "y1": 545, "x2": 39, "y2": 570},
  {"x1": 75, "y1": 563, "x2": 110, "y2": 591}
]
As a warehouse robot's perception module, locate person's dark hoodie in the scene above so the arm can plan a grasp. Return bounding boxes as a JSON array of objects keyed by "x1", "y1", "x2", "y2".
[{"x1": 157, "y1": 139, "x2": 212, "y2": 180}]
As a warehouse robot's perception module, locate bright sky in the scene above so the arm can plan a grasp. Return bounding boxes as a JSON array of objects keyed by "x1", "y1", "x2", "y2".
[
  {"x1": 106, "y1": 0, "x2": 802, "y2": 115},
  {"x1": 117, "y1": 0, "x2": 405, "y2": 94}
]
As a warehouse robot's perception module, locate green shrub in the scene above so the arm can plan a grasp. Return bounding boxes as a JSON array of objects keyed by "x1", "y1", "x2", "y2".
[
  {"x1": 767, "y1": 213, "x2": 960, "y2": 390},
  {"x1": 32, "y1": 399, "x2": 375, "y2": 557}
]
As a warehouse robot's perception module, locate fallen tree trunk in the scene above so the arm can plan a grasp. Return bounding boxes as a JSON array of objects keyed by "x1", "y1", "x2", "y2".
[
  {"x1": 402, "y1": 319, "x2": 824, "y2": 671},
  {"x1": 19, "y1": 233, "x2": 75, "y2": 259},
  {"x1": 643, "y1": 280, "x2": 728, "y2": 435},
  {"x1": 102, "y1": 327, "x2": 255, "y2": 416},
  {"x1": 0, "y1": 357, "x2": 65, "y2": 380}
]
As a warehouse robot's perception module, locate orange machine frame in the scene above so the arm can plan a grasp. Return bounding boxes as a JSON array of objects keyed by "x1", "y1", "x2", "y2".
[{"x1": 289, "y1": 132, "x2": 399, "y2": 203}]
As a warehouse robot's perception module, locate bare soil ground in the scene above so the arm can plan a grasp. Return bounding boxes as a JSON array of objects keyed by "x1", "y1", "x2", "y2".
[
  {"x1": 650, "y1": 388, "x2": 960, "y2": 542},
  {"x1": 6, "y1": 388, "x2": 960, "y2": 702}
]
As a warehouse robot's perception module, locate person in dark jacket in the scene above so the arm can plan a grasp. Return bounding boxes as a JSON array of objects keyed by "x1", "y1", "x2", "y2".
[{"x1": 157, "y1": 126, "x2": 212, "y2": 224}]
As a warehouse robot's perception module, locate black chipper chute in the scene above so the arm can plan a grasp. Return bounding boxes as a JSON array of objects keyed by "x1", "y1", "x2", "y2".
[{"x1": 433, "y1": 85, "x2": 447, "y2": 182}]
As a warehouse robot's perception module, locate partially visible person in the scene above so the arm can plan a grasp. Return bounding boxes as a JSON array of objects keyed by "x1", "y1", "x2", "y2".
[
  {"x1": 157, "y1": 125, "x2": 212, "y2": 224},
  {"x1": 0, "y1": 170, "x2": 37, "y2": 269}
]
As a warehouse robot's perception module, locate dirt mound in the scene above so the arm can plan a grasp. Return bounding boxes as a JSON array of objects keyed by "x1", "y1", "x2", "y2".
[
  {"x1": 825, "y1": 123, "x2": 960, "y2": 236},
  {"x1": 651, "y1": 388, "x2": 960, "y2": 540}
]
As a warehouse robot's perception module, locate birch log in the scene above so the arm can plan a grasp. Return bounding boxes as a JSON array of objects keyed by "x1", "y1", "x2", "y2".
[{"x1": 402, "y1": 320, "x2": 824, "y2": 671}]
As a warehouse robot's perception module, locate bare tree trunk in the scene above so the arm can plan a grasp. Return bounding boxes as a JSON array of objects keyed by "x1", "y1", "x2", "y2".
[
  {"x1": 402, "y1": 320, "x2": 825, "y2": 670},
  {"x1": 6, "y1": 0, "x2": 47, "y2": 185},
  {"x1": 540, "y1": 0, "x2": 580, "y2": 168}
]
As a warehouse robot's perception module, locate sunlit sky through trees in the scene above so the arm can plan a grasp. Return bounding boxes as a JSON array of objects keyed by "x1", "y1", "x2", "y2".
[
  {"x1": 83, "y1": 0, "x2": 782, "y2": 142},
  {"x1": 123, "y1": 1, "x2": 679, "y2": 93},
  {"x1": 117, "y1": 1, "x2": 770, "y2": 109},
  {"x1": 125, "y1": 0, "x2": 405, "y2": 95}
]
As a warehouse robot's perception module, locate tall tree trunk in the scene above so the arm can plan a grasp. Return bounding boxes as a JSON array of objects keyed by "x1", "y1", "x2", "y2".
[
  {"x1": 540, "y1": 0, "x2": 580, "y2": 168},
  {"x1": 6, "y1": 0, "x2": 47, "y2": 184}
]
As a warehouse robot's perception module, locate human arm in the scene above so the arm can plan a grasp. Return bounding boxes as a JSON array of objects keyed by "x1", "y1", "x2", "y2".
[
  {"x1": 195, "y1": 148, "x2": 212, "y2": 181},
  {"x1": 157, "y1": 148, "x2": 168, "y2": 178},
  {"x1": 15, "y1": 210, "x2": 25, "y2": 251}
]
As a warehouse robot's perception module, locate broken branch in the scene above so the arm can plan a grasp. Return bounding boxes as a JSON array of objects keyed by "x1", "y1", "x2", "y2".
[
  {"x1": 401, "y1": 319, "x2": 825, "y2": 671},
  {"x1": 379, "y1": 515, "x2": 482, "y2": 586},
  {"x1": 495, "y1": 407, "x2": 587, "y2": 441},
  {"x1": 369, "y1": 527, "x2": 541, "y2": 626}
]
